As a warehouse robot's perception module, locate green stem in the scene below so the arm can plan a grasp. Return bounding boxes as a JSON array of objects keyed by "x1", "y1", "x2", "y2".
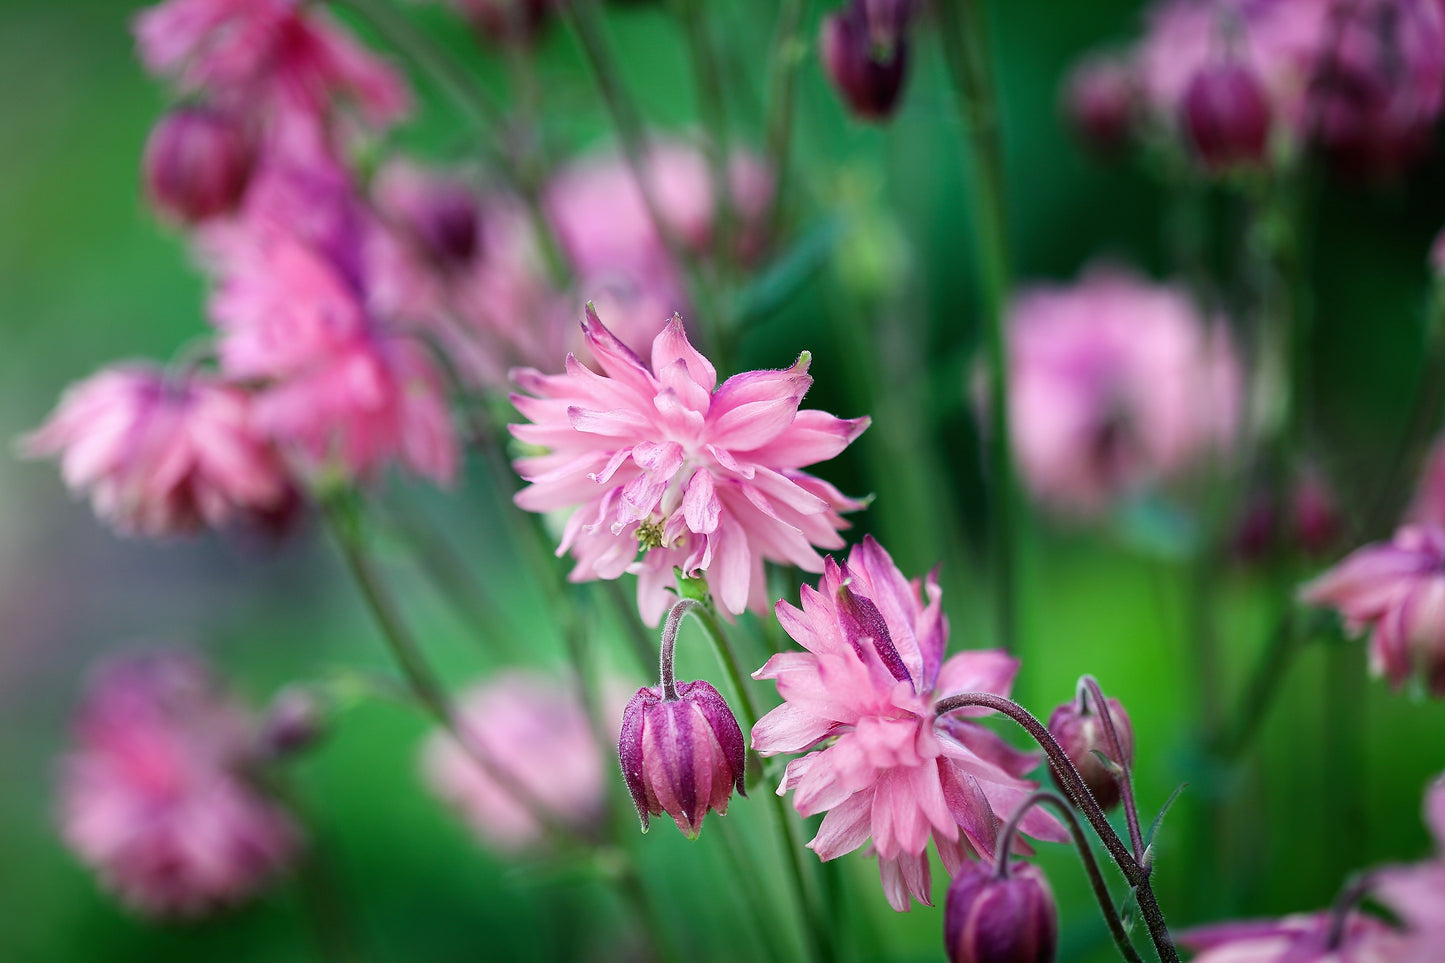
[
  {"x1": 672, "y1": 0, "x2": 735, "y2": 270},
  {"x1": 762, "y1": 0, "x2": 806, "y2": 236},
  {"x1": 688, "y1": 603, "x2": 837, "y2": 963},
  {"x1": 936, "y1": 0, "x2": 1019, "y2": 656}
]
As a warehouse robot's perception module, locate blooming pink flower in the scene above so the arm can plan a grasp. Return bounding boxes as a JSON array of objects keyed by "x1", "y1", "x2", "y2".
[
  {"x1": 21, "y1": 364, "x2": 296, "y2": 538},
  {"x1": 421, "y1": 672, "x2": 607, "y2": 853},
  {"x1": 1300, "y1": 526, "x2": 1445, "y2": 696},
  {"x1": 207, "y1": 183, "x2": 458, "y2": 484},
  {"x1": 133, "y1": 0, "x2": 410, "y2": 134},
  {"x1": 59, "y1": 651, "x2": 299, "y2": 917},
  {"x1": 1179, "y1": 912, "x2": 1404, "y2": 963},
  {"x1": 510, "y1": 309, "x2": 868, "y2": 625},
  {"x1": 751, "y1": 537, "x2": 1066, "y2": 911},
  {"x1": 1005, "y1": 266, "x2": 1241, "y2": 516},
  {"x1": 1373, "y1": 775, "x2": 1445, "y2": 962}
]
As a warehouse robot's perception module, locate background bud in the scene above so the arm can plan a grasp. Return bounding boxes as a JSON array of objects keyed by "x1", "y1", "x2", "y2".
[
  {"x1": 945, "y1": 862, "x2": 1058, "y2": 963},
  {"x1": 820, "y1": 0, "x2": 912, "y2": 122},
  {"x1": 618, "y1": 679, "x2": 746, "y2": 838},
  {"x1": 143, "y1": 106, "x2": 253, "y2": 224},
  {"x1": 258, "y1": 687, "x2": 327, "y2": 758},
  {"x1": 1047, "y1": 695, "x2": 1133, "y2": 810},
  {"x1": 1062, "y1": 55, "x2": 1136, "y2": 156},
  {"x1": 1180, "y1": 62, "x2": 1272, "y2": 172}
]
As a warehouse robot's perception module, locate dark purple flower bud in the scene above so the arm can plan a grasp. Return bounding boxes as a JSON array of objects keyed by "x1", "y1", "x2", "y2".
[
  {"x1": 143, "y1": 106, "x2": 253, "y2": 225},
  {"x1": 1062, "y1": 55, "x2": 1137, "y2": 156},
  {"x1": 1233, "y1": 470, "x2": 1341, "y2": 562},
  {"x1": 820, "y1": 0, "x2": 915, "y2": 122},
  {"x1": 258, "y1": 687, "x2": 327, "y2": 758},
  {"x1": 1047, "y1": 695, "x2": 1133, "y2": 811},
  {"x1": 945, "y1": 862, "x2": 1058, "y2": 963},
  {"x1": 618, "y1": 679, "x2": 746, "y2": 838},
  {"x1": 448, "y1": 0, "x2": 555, "y2": 46},
  {"x1": 1180, "y1": 61, "x2": 1273, "y2": 172}
]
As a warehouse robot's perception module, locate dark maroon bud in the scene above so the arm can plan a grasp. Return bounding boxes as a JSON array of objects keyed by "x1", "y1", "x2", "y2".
[
  {"x1": 618, "y1": 679, "x2": 746, "y2": 838},
  {"x1": 1062, "y1": 56, "x2": 1137, "y2": 156},
  {"x1": 820, "y1": 0, "x2": 915, "y2": 122},
  {"x1": 143, "y1": 106, "x2": 253, "y2": 225},
  {"x1": 945, "y1": 862, "x2": 1058, "y2": 963},
  {"x1": 412, "y1": 181, "x2": 482, "y2": 272},
  {"x1": 1293, "y1": 472, "x2": 1340, "y2": 557},
  {"x1": 456, "y1": 0, "x2": 555, "y2": 46},
  {"x1": 1047, "y1": 695, "x2": 1133, "y2": 811},
  {"x1": 258, "y1": 687, "x2": 327, "y2": 758},
  {"x1": 1180, "y1": 61, "x2": 1273, "y2": 172}
]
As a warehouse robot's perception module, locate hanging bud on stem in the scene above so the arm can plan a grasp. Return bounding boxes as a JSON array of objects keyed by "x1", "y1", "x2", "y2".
[
  {"x1": 1047, "y1": 681, "x2": 1133, "y2": 811},
  {"x1": 618, "y1": 598, "x2": 746, "y2": 838}
]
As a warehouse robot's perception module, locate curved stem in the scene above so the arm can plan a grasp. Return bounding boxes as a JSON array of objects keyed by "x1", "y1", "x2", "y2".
[
  {"x1": 657, "y1": 598, "x2": 704, "y2": 700},
  {"x1": 934, "y1": 692, "x2": 1178, "y2": 963},
  {"x1": 1325, "y1": 871, "x2": 1377, "y2": 950},
  {"x1": 1080, "y1": 676, "x2": 1145, "y2": 859},
  {"x1": 995, "y1": 790, "x2": 1145, "y2": 963},
  {"x1": 936, "y1": 0, "x2": 1019, "y2": 655}
]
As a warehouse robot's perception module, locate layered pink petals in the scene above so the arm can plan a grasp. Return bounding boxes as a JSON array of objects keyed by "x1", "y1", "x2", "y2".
[
  {"x1": 1005, "y1": 266, "x2": 1241, "y2": 516},
  {"x1": 1371, "y1": 776, "x2": 1445, "y2": 962},
  {"x1": 22, "y1": 365, "x2": 296, "y2": 537},
  {"x1": 59, "y1": 652, "x2": 299, "y2": 917},
  {"x1": 421, "y1": 672, "x2": 607, "y2": 853},
  {"x1": 751, "y1": 537, "x2": 1063, "y2": 911},
  {"x1": 1301, "y1": 526, "x2": 1445, "y2": 695},
  {"x1": 510, "y1": 310, "x2": 867, "y2": 623},
  {"x1": 1179, "y1": 913, "x2": 1404, "y2": 963}
]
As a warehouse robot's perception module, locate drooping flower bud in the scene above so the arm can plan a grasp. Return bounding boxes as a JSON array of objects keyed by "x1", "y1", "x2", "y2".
[
  {"x1": 1062, "y1": 55, "x2": 1137, "y2": 156},
  {"x1": 373, "y1": 162, "x2": 482, "y2": 275},
  {"x1": 1180, "y1": 61, "x2": 1272, "y2": 172},
  {"x1": 820, "y1": 0, "x2": 915, "y2": 122},
  {"x1": 618, "y1": 679, "x2": 746, "y2": 838},
  {"x1": 258, "y1": 687, "x2": 327, "y2": 758},
  {"x1": 1234, "y1": 469, "x2": 1342, "y2": 562},
  {"x1": 143, "y1": 106, "x2": 253, "y2": 225},
  {"x1": 945, "y1": 862, "x2": 1058, "y2": 963},
  {"x1": 1047, "y1": 693, "x2": 1133, "y2": 810}
]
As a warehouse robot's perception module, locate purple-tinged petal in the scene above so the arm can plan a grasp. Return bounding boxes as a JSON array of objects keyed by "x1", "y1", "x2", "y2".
[{"x1": 618, "y1": 688, "x2": 655, "y2": 832}]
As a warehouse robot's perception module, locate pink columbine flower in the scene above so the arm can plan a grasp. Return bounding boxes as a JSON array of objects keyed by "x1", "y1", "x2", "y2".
[
  {"x1": 421, "y1": 672, "x2": 608, "y2": 853},
  {"x1": 207, "y1": 178, "x2": 458, "y2": 485},
  {"x1": 59, "y1": 651, "x2": 300, "y2": 917},
  {"x1": 1005, "y1": 266, "x2": 1242, "y2": 516},
  {"x1": 1179, "y1": 912, "x2": 1405, "y2": 963},
  {"x1": 750, "y1": 537, "x2": 1066, "y2": 911},
  {"x1": 509, "y1": 308, "x2": 868, "y2": 625},
  {"x1": 133, "y1": 0, "x2": 410, "y2": 134},
  {"x1": 1373, "y1": 775, "x2": 1445, "y2": 962},
  {"x1": 1300, "y1": 526, "x2": 1445, "y2": 696},
  {"x1": 21, "y1": 364, "x2": 296, "y2": 538}
]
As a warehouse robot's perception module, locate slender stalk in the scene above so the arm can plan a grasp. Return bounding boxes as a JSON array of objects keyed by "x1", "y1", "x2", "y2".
[
  {"x1": 686, "y1": 602, "x2": 837, "y2": 963},
  {"x1": 994, "y1": 790, "x2": 1144, "y2": 963},
  {"x1": 1213, "y1": 609, "x2": 1300, "y2": 758},
  {"x1": 1080, "y1": 677, "x2": 1145, "y2": 859},
  {"x1": 672, "y1": 0, "x2": 735, "y2": 268},
  {"x1": 934, "y1": 692, "x2": 1178, "y2": 963},
  {"x1": 762, "y1": 0, "x2": 806, "y2": 235},
  {"x1": 936, "y1": 0, "x2": 1019, "y2": 655}
]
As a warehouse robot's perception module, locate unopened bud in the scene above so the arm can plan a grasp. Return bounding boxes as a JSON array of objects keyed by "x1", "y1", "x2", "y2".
[
  {"x1": 143, "y1": 106, "x2": 253, "y2": 225},
  {"x1": 1047, "y1": 695, "x2": 1133, "y2": 811},
  {"x1": 1180, "y1": 61, "x2": 1272, "y2": 172},
  {"x1": 618, "y1": 679, "x2": 746, "y2": 838},
  {"x1": 259, "y1": 688, "x2": 327, "y2": 758},
  {"x1": 945, "y1": 862, "x2": 1058, "y2": 963},
  {"x1": 1062, "y1": 56, "x2": 1136, "y2": 156},
  {"x1": 820, "y1": 0, "x2": 914, "y2": 122}
]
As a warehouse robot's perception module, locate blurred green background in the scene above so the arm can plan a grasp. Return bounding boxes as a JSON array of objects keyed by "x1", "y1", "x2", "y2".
[{"x1": 4, "y1": 0, "x2": 1445, "y2": 960}]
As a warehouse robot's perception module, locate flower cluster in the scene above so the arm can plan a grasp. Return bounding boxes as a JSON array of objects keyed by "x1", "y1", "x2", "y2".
[
  {"x1": 751, "y1": 537, "x2": 1065, "y2": 910},
  {"x1": 59, "y1": 651, "x2": 299, "y2": 917}
]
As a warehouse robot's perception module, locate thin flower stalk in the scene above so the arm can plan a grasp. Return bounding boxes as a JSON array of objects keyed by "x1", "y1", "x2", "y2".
[
  {"x1": 935, "y1": 0, "x2": 1020, "y2": 655},
  {"x1": 933, "y1": 691, "x2": 1179, "y2": 963},
  {"x1": 762, "y1": 0, "x2": 806, "y2": 235}
]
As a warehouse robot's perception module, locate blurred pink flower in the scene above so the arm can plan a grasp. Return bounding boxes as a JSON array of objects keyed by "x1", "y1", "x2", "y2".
[
  {"x1": 22, "y1": 364, "x2": 296, "y2": 538},
  {"x1": 207, "y1": 184, "x2": 458, "y2": 484},
  {"x1": 1061, "y1": 54, "x2": 1138, "y2": 155},
  {"x1": 1373, "y1": 775, "x2": 1445, "y2": 962},
  {"x1": 544, "y1": 141, "x2": 775, "y2": 306},
  {"x1": 133, "y1": 0, "x2": 410, "y2": 133},
  {"x1": 1005, "y1": 267, "x2": 1241, "y2": 516},
  {"x1": 421, "y1": 672, "x2": 607, "y2": 853},
  {"x1": 1300, "y1": 525, "x2": 1445, "y2": 696},
  {"x1": 1180, "y1": 912, "x2": 1404, "y2": 963},
  {"x1": 1407, "y1": 436, "x2": 1445, "y2": 527},
  {"x1": 59, "y1": 651, "x2": 299, "y2": 917},
  {"x1": 751, "y1": 537, "x2": 1065, "y2": 912},
  {"x1": 510, "y1": 309, "x2": 867, "y2": 625}
]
